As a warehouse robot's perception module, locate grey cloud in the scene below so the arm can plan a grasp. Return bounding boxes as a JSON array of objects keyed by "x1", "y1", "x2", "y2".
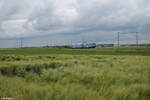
[{"x1": 0, "y1": 0, "x2": 150, "y2": 43}]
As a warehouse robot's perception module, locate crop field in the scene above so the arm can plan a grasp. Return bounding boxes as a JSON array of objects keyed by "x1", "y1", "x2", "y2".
[{"x1": 0, "y1": 48, "x2": 150, "y2": 100}]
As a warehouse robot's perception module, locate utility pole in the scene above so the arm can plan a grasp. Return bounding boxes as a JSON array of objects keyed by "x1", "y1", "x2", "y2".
[
  {"x1": 71, "y1": 40, "x2": 72, "y2": 46},
  {"x1": 46, "y1": 42, "x2": 49, "y2": 47},
  {"x1": 136, "y1": 32, "x2": 138, "y2": 48},
  {"x1": 16, "y1": 39, "x2": 19, "y2": 48},
  {"x1": 20, "y1": 38, "x2": 23, "y2": 48},
  {"x1": 117, "y1": 32, "x2": 120, "y2": 48},
  {"x1": 21, "y1": 38, "x2": 22, "y2": 48}
]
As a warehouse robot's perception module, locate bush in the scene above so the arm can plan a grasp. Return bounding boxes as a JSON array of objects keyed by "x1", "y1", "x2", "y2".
[{"x1": 0, "y1": 62, "x2": 62, "y2": 77}]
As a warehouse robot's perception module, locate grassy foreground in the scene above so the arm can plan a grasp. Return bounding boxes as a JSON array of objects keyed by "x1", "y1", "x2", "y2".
[{"x1": 0, "y1": 48, "x2": 150, "y2": 100}]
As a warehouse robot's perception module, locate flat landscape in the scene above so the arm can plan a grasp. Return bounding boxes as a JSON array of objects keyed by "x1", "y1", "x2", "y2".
[{"x1": 0, "y1": 48, "x2": 150, "y2": 100}]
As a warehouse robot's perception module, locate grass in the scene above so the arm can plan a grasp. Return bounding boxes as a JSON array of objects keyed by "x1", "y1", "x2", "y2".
[
  {"x1": 0, "y1": 47, "x2": 150, "y2": 56},
  {"x1": 0, "y1": 48, "x2": 150, "y2": 100}
]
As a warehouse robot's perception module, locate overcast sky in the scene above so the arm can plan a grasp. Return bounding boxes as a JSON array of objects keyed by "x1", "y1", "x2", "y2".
[{"x1": 0, "y1": 0, "x2": 150, "y2": 48}]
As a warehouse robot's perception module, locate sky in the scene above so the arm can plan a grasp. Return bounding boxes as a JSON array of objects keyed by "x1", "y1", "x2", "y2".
[{"x1": 0, "y1": 0, "x2": 150, "y2": 48}]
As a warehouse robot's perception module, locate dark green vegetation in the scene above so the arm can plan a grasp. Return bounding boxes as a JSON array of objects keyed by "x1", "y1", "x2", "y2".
[
  {"x1": 0, "y1": 48, "x2": 150, "y2": 100},
  {"x1": 0, "y1": 47, "x2": 150, "y2": 56}
]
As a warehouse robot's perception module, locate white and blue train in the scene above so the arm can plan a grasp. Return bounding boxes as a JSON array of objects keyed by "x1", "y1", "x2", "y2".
[{"x1": 71, "y1": 42, "x2": 96, "y2": 49}]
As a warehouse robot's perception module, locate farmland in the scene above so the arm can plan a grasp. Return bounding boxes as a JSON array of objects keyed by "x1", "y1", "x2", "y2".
[{"x1": 0, "y1": 48, "x2": 150, "y2": 100}]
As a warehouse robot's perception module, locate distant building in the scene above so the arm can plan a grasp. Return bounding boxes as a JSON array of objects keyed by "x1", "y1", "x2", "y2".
[
  {"x1": 97, "y1": 44, "x2": 114, "y2": 47},
  {"x1": 120, "y1": 44, "x2": 150, "y2": 47}
]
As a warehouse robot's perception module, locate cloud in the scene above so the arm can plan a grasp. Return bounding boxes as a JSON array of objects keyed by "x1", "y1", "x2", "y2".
[{"x1": 0, "y1": 0, "x2": 150, "y2": 43}]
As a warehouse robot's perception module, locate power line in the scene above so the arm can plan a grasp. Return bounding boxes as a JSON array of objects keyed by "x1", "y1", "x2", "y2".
[
  {"x1": 136, "y1": 32, "x2": 139, "y2": 48},
  {"x1": 20, "y1": 37, "x2": 24, "y2": 48},
  {"x1": 117, "y1": 32, "x2": 120, "y2": 48}
]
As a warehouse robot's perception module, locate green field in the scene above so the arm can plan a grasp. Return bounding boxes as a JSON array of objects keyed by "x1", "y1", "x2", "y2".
[
  {"x1": 0, "y1": 48, "x2": 150, "y2": 100},
  {"x1": 0, "y1": 47, "x2": 150, "y2": 55}
]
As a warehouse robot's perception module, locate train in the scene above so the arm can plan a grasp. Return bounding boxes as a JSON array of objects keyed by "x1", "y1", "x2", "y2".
[{"x1": 71, "y1": 42, "x2": 96, "y2": 49}]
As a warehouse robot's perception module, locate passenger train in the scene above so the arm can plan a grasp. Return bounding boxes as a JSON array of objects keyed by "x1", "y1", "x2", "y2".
[{"x1": 71, "y1": 42, "x2": 96, "y2": 49}]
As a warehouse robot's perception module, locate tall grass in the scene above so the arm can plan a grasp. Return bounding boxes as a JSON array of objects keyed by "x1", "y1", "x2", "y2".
[{"x1": 0, "y1": 54, "x2": 150, "y2": 100}]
